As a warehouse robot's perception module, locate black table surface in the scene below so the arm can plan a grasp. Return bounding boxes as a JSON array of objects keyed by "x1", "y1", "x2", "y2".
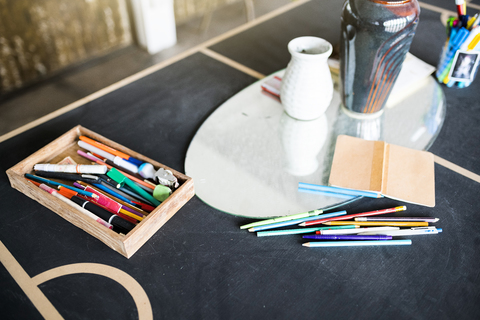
[{"x1": 1, "y1": 1, "x2": 479, "y2": 319}]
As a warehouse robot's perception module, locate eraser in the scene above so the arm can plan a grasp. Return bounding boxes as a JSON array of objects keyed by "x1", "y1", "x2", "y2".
[{"x1": 153, "y1": 184, "x2": 171, "y2": 202}]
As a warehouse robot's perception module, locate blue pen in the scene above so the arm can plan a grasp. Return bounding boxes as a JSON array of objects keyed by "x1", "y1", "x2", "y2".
[
  {"x1": 248, "y1": 210, "x2": 347, "y2": 232},
  {"x1": 92, "y1": 183, "x2": 135, "y2": 205}
]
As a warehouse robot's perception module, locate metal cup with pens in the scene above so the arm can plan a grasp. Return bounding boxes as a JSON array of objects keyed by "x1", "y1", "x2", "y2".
[{"x1": 436, "y1": 8, "x2": 480, "y2": 88}]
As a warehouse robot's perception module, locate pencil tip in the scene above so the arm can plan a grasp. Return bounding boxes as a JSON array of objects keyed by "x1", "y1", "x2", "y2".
[
  {"x1": 299, "y1": 223, "x2": 306, "y2": 227},
  {"x1": 434, "y1": 218, "x2": 439, "y2": 222},
  {"x1": 302, "y1": 243, "x2": 310, "y2": 247},
  {"x1": 248, "y1": 228, "x2": 254, "y2": 232}
]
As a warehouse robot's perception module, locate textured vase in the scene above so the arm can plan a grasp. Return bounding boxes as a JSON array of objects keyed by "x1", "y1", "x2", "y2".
[
  {"x1": 280, "y1": 37, "x2": 333, "y2": 120},
  {"x1": 340, "y1": 0, "x2": 420, "y2": 114}
]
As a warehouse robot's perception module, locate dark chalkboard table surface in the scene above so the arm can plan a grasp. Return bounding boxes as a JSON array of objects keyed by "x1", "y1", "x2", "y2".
[{"x1": 1, "y1": 1, "x2": 479, "y2": 319}]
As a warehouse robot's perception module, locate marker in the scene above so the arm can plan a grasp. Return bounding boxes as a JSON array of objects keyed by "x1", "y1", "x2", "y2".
[
  {"x1": 256, "y1": 225, "x2": 358, "y2": 237},
  {"x1": 316, "y1": 226, "x2": 399, "y2": 235},
  {"x1": 74, "y1": 182, "x2": 145, "y2": 220},
  {"x1": 25, "y1": 174, "x2": 98, "y2": 199},
  {"x1": 70, "y1": 196, "x2": 137, "y2": 233},
  {"x1": 107, "y1": 168, "x2": 161, "y2": 207},
  {"x1": 322, "y1": 221, "x2": 429, "y2": 227},
  {"x1": 79, "y1": 136, "x2": 143, "y2": 166},
  {"x1": 34, "y1": 170, "x2": 100, "y2": 185},
  {"x1": 456, "y1": 0, "x2": 465, "y2": 18},
  {"x1": 37, "y1": 183, "x2": 112, "y2": 229},
  {"x1": 355, "y1": 217, "x2": 439, "y2": 223},
  {"x1": 34, "y1": 163, "x2": 107, "y2": 174},
  {"x1": 248, "y1": 210, "x2": 347, "y2": 232},
  {"x1": 303, "y1": 235, "x2": 392, "y2": 241},
  {"x1": 78, "y1": 141, "x2": 139, "y2": 173},
  {"x1": 299, "y1": 206, "x2": 406, "y2": 227},
  {"x1": 302, "y1": 240, "x2": 412, "y2": 247},
  {"x1": 240, "y1": 209, "x2": 323, "y2": 229},
  {"x1": 358, "y1": 227, "x2": 443, "y2": 236},
  {"x1": 77, "y1": 151, "x2": 155, "y2": 191},
  {"x1": 57, "y1": 187, "x2": 139, "y2": 224}
]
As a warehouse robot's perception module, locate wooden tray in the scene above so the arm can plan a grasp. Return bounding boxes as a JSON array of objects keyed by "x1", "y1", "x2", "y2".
[{"x1": 6, "y1": 125, "x2": 195, "y2": 258}]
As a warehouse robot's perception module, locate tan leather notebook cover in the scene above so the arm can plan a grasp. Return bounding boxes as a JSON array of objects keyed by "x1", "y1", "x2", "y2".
[{"x1": 329, "y1": 135, "x2": 435, "y2": 207}]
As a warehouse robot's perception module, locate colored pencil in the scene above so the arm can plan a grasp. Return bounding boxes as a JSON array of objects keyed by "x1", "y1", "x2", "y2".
[
  {"x1": 303, "y1": 235, "x2": 392, "y2": 240},
  {"x1": 298, "y1": 188, "x2": 357, "y2": 199},
  {"x1": 302, "y1": 240, "x2": 412, "y2": 247},
  {"x1": 298, "y1": 182, "x2": 383, "y2": 198},
  {"x1": 248, "y1": 210, "x2": 347, "y2": 232},
  {"x1": 358, "y1": 227, "x2": 443, "y2": 236},
  {"x1": 316, "y1": 226, "x2": 399, "y2": 235},
  {"x1": 299, "y1": 206, "x2": 406, "y2": 227},
  {"x1": 355, "y1": 217, "x2": 439, "y2": 222},
  {"x1": 322, "y1": 221, "x2": 429, "y2": 227},
  {"x1": 240, "y1": 209, "x2": 323, "y2": 229},
  {"x1": 256, "y1": 225, "x2": 358, "y2": 237}
]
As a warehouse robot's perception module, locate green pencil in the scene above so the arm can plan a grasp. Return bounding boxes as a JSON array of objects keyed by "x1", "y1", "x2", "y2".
[
  {"x1": 240, "y1": 209, "x2": 323, "y2": 230},
  {"x1": 256, "y1": 225, "x2": 358, "y2": 237}
]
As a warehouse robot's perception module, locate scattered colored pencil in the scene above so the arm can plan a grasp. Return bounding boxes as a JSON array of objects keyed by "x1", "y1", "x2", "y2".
[
  {"x1": 355, "y1": 217, "x2": 439, "y2": 222},
  {"x1": 302, "y1": 240, "x2": 412, "y2": 247},
  {"x1": 240, "y1": 209, "x2": 323, "y2": 229},
  {"x1": 256, "y1": 225, "x2": 358, "y2": 237},
  {"x1": 303, "y1": 235, "x2": 392, "y2": 241},
  {"x1": 248, "y1": 210, "x2": 347, "y2": 232},
  {"x1": 322, "y1": 221, "x2": 429, "y2": 227},
  {"x1": 299, "y1": 206, "x2": 406, "y2": 227}
]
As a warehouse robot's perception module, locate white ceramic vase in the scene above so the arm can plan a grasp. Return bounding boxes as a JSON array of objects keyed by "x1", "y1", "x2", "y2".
[{"x1": 280, "y1": 36, "x2": 333, "y2": 120}]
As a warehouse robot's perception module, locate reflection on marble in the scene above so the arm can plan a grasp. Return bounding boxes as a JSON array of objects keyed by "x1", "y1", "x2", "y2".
[
  {"x1": 185, "y1": 70, "x2": 445, "y2": 218},
  {"x1": 280, "y1": 113, "x2": 328, "y2": 176}
]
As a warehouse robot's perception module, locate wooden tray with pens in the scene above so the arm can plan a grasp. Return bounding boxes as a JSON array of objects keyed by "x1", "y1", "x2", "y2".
[{"x1": 6, "y1": 125, "x2": 195, "y2": 258}]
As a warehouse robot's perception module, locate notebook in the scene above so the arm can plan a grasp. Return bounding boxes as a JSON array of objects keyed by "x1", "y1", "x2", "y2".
[{"x1": 328, "y1": 135, "x2": 435, "y2": 207}]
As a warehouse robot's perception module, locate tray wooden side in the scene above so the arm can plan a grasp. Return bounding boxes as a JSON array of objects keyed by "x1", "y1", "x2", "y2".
[{"x1": 6, "y1": 125, "x2": 194, "y2": 258}]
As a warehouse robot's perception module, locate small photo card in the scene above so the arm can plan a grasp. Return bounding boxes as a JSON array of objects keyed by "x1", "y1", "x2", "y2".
[{"x1": 448, "y1": 50, "x2": 480, "y2": 82}]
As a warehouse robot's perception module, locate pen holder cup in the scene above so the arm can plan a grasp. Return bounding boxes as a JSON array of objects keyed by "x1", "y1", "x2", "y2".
[{"x1": 436, "y1": 41, "x2": 480, "y2": 88}]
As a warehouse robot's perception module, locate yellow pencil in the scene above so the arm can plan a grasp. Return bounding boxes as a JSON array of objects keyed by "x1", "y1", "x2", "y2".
[{"x1": 322, "y1": 221, "x2": 428, "y2": 227}]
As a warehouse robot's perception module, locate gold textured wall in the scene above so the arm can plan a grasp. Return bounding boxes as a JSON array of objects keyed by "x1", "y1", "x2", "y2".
[
  {"x1": 0, "y1": 0, "x2": 132, "y2": 94},
  {"x1": 174, "y1": 0, "x2": 240, "y2": 25}
]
